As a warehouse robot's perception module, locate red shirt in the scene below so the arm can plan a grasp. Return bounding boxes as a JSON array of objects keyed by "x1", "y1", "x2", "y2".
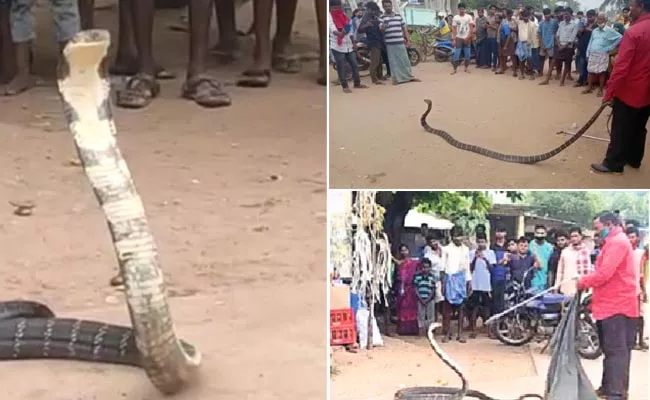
[
  {"x1": 604, "y1": 13, "x2": 650, "y2": 108},
  {"x1": 578, "y1": 227, "x2": 639, "y2": 320}
]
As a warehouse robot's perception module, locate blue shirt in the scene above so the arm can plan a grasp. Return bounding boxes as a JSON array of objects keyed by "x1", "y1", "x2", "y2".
[
  {"x1": 470, "y1": 249, "x2": 496, "y2": 291},
  {"x1": 587, "y1": 25, "x2": 622, "y2": 55},
  {"x1": 500, "y1": 20, "x2": 511, "y2": 39},
  {"x1": 507, "y1": 253, "x2": 536, "y2": 286},
  {"x1": 529, "y1": 240, "x2": 554, "y2": 290},
  {"x1": 491, "y1": 244, "x2": 509, "y2": 282},
  {"x1": 538, "y1": 18, "x2": 558, "y2": 49}
]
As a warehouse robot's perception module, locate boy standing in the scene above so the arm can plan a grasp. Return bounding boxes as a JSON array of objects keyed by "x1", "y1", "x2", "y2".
[
  {"x1": 538, "y1": 8, "x2": 558, "y2": 80},
  {"x1": 414, "y1": 258, "x2": 437, "y2": 336},
  {"x1": 451, "y1": 2, "x2": 474, "y2": 75},
  {"x1": 468, "y1": 233, "x2": 495, "y2": 339}
]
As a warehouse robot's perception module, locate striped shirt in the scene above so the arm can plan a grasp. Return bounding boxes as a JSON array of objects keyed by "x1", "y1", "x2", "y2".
[
  {"x1": 414, "y1": 272, "x2": 436, "y2": 301},
  {"x1": 379, "y1": 12, "x2": 406, "y2": 45}
]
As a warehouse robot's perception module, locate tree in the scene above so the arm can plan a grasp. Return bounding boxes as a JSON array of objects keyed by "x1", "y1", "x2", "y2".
[
  {"x1": 377, "y1": 191, "x2": 523, "y2": 254},
  {"x1": 525, "y1": 191, "x2": 603, "y2": 227},
  {"x1": 523, "y1": 191, "x2": 648, "y2": 227},
  {"x1": 599, "y1": 0, "x2": 628, "y2": 11}
]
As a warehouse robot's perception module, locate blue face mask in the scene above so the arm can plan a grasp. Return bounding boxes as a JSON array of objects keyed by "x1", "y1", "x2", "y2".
[{"x1": 601, "y1": 228, "x2": 610, "y2": 239}]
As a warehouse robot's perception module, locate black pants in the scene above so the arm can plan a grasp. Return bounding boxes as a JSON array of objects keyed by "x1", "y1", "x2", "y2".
[
  {"x1": 331, "y1": 49, "x2": 360, "y2": 89},
  {"x1": 381, "y1": 46, "x2": 391, "y2": 77},
  {"x1": 597, "y1": 314, "x2": 637, "y2": 399},
  {"x1": 491, "y1": 280, "x2": 506, "y2": 315},
  {"x1": 604, "y1": 98, "x2": 650, "y2": 170}
]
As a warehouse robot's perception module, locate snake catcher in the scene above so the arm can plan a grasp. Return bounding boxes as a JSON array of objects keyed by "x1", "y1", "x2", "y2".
[
  {"x1": 420, "y1": 99, "x2": 611, "y2": 164},
  {"x1": 395, "y1": 296, "x2": 596, "y2": 400},
  {"x1": 0, "y1": 30, "x2": 200, "y2": 395}
]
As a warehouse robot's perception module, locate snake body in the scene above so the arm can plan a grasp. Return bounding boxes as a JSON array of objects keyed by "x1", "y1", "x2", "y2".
[
  {"x1": 420, "y1": 99, "x2": 610, "y2": 164},
  {"x1": 394, "y1": 323, "x2": 544, "y2": 400},
  {"x1": 0, "y1": 29, "x2": 199, "y2": 394}
]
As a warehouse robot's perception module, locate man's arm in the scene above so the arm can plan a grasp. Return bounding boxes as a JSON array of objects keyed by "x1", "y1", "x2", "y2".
[
  {"x1": 555, "y1": 251, "x2": 565, "y2": 289},
  {"x1": 401, "y1": 16, "x2": 411, "y2": 44},
  {"x1": 579, "y1": 243, "x2": 623, "y2": 289},
  {"x1": 604, "y1": 32, "x2": 634, "y2": 102}
]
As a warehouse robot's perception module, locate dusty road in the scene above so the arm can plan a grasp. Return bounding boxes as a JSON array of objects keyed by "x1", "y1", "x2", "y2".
[
  {"x1": 331, "y1": 329, "x2": 650, "y2": 400},
  {"x1": 329, "y1": 61, "x2": 649, "y2": 189},
  {"x1": 0, "y1": 3, "x2": 326, "y2": 399}
]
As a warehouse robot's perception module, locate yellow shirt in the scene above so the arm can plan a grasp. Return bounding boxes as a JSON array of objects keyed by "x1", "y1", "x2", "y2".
[{"x1": 439, "y1": 20, "x2": 451, "y2": 36}]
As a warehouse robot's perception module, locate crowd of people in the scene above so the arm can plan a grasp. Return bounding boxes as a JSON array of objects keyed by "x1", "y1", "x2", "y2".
[
  {"x1": 393, "y1": 212, "x2": 647, "y2": 398},
  {"x1": 329, "y1": 0, "x2": 420, "y2": 92}
]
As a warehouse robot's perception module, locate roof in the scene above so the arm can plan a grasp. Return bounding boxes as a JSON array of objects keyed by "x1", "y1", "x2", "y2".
[{"x1": 404, "y1": 210, "x2": 454, "y2": 230}]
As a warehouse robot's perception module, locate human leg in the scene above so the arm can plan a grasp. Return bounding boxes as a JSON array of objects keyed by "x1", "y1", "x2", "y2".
[
  {"x1": 598, "y1": 99, "x2": 636, "y2": 173},
  {"x1": 331, "y1": 49, "x2": 350, "y2": 90},
  {"x1": 51, "y1": 0, "x2": 81, "y2": 47},
  {"x1": 0, "y1": 1, "x2": 15, "y2": 83},
  {"x1": 441, "y1": 301, "x2": 452, "y2": 341},
  {"x1": 369, "y1": 46, "x2": 382, "y2": 83},
  {"x1": 271, "y1": 0, "x2": 301, "y2": 73},
  {"x1": 462, "y1": 43, "x2": 471, "y2": 71},
  {"x1": 3, "y1": 0, "x2": 35, "y2": 95},
  {"x1": 344, "y1": 50, "x2": 363, "y2": 88},
  {"x1": 599, "y1": 315, "x2": 631, "y2": 399},
  {"x1": 626, "y1": 105, "x2": 650, "y2": 168},
  {"x1": 212, "y1": 0, "x2": 240, "y2": 61},
  {"x1": 77, "y1": 0, "x2": 94, "y2": 29}
]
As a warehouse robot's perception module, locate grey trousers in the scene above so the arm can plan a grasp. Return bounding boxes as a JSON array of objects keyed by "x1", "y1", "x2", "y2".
[
  {"x1": 417, "y1": 300, "x2": 435, "y2": 329},
  {"x1": 10, "y1": 0, "x2": 80, "y2": 43}
]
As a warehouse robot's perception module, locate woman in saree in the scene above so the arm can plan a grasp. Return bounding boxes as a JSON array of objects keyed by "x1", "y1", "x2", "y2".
[{"x1": 393, "y1": 244, "x2": 420, "y2": 335}]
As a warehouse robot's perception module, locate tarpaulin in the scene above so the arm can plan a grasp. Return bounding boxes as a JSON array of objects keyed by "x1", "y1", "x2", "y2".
[{"x1": 544, "y1": 293, "x2": 598, "y2": 400}]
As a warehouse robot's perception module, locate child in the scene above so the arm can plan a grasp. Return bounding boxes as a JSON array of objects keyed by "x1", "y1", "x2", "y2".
[
  {"x1": 414, "y1": 258, "x2": 437, "y2": 336},
  {"x1": 2, "y1": 0, "x2": 80, "y2": 96}
]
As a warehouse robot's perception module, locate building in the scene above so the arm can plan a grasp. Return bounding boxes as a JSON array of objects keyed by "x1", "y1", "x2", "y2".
[{"x1": 487, "y1": 203, "x2": 580, "y2": 240}]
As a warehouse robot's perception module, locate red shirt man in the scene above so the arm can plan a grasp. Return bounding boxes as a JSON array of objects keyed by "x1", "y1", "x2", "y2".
[
  {"x1": 591, "y1": 0, "x2": 650, "y2": 174},
  {"x1": 578, "y1": 225, "x2": 639, "y2": 320}
]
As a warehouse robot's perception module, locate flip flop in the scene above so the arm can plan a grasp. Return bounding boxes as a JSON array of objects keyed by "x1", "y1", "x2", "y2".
[
  {"x1": 272, "y1": 53, "x2": 302, "y2": 74},
  {"x1": 181, "y1": 74, "x2": 232, "y2": 108},
  {"x1": 237, "y1": 69, "x2": 271, "y2": 88},
  {"x1": 116, "y1": 73, "x2": 160, "y2": 109}
]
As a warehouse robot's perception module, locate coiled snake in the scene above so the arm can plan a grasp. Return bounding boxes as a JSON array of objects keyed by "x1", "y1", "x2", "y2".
[
  {"x1": 394, "y1": 322, "x2": 544, "y2": 400},
  {"x1": 0, "y1": 30, "x2": 200, "y2": 395},
  {"x1": 420, "y1": 99, "x2": 611, "y2": 164}
]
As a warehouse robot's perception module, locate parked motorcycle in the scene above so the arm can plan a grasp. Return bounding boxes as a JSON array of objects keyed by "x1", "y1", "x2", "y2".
[
  {"x1": 355, "y1": 42, "x2": 421, "y2": 69},
  {"x1": 494, "y1": 268, "x2": 602, "y2": 360},
  {"x1": 433, "y1": 40, "x2": 476, "y2": 64}
]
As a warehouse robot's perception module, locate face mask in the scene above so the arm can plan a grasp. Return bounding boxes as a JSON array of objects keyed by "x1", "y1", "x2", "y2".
[
  {"x1": 535, "y1": 235, "x2": 545, "y2": 241},
  {"x1": 601, "y1": 228, "x2": 610, "y2": 239}
]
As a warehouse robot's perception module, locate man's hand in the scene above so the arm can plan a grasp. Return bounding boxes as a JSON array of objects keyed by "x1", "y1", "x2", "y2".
[
  {"x1": 405, "y1": 39, "x2": 411, "y2": 48},
  {"x1": 603, "y1": 91, "x2": 613, "y2": 103},
  {"x1": 452, "y1": 38, "x2": 456, "y2": 47},
  {"x1": 642, "y1": 292, "x2": 648, "y2": 303}
]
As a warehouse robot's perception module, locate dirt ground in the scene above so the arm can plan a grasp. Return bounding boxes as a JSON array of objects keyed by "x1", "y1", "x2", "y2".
[
  {"x1": 0, "y1": 3, "x2": 326, "y2": 399},
  {"x1": 330, "y1": 316, "x2": 650, "y2": 400},
  {"x1": 329, "y1": 60, "x2": 649, "y2": 189}
]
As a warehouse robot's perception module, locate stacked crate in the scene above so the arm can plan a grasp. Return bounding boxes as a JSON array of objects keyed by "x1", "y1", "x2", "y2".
[{"x1": 330, "y1": 308, "x2": 356, "y2": 346}]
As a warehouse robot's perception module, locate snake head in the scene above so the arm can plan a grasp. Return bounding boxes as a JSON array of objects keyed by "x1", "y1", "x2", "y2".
[
  {"x1": 424, "y1": 99, "x2": 433, "y2": 106},
  {"x1": 427, "y1": 322, "x2": 442, "y2": 338}
]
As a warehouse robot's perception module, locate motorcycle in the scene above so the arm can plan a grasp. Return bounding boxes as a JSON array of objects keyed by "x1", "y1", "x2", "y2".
[
  {"x1": 355, "y1": 42, "x2": 421, "y2": 69},
  {"x1": 433, "y1": 39, "x2": 476, "y2": 64},
  {"x1": 494, "y1": 268, "x2": 602, "y2": 360}
]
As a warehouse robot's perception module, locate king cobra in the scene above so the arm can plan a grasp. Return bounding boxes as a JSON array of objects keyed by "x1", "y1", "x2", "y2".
[
  {"x1": 421, "y1": 99, "x2": 611, "y2": 164},
  {"x1": 394, "y1": 323, "x2": 544, "y2": 400},
  {"x1": 0, "y1": 30, "x2": 200, "y2": 394}
]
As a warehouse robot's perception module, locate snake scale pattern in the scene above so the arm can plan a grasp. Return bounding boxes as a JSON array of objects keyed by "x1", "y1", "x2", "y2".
[
  {"x1": 420, "y1": 99, "x2": 610, "y2": 164},
  {"x1": 394, "y1": 323, "x2": 544, "y2": 400},
  {"x1": 0, "y1": 30, "x2": 199, "y2": 395}
]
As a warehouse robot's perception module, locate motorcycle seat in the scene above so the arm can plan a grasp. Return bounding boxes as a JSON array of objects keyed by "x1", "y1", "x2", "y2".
[{"x1": 540, "y1": 293, "x2": 568, "y2": 305}]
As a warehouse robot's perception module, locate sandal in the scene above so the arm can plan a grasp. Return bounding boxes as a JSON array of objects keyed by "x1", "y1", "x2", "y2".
[
  {"x1": 237, "y1": 69, "x2": 271, "y2": 88},
  {"x1": 109, "y1": 274, "x2": 124, "y2": 287},
  {"x1": 116, "y1": 73, "x2": 160, "y2": 109},
  {"x1": 109, "y1": 63, "x2": 176, "y2": 80},
  {"x1": 272, "y1": 53, "x2": 302, "y2": 74},
  {"x1": 181, "y1": 75, "x2": 232, "y2": 108}
]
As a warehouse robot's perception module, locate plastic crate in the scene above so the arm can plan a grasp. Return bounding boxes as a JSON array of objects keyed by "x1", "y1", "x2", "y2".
[
  {"x1": 330, "y1": 308, "x2": 355, "y2": 327},
  {"x1": 330, "y1": 325, "x2": 356, "y2": 346}
]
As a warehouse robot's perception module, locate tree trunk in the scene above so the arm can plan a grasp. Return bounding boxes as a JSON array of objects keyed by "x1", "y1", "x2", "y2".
[
  {"x1": 381, "y1": 192, "x2": 415, "y2": 255},
  {"x1": 57, "y1": 30, "x2": 200, "y2": 394}
]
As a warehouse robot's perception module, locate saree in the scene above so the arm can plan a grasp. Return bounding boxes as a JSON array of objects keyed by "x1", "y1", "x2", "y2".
[{"x1": 396, "y1": 258, "x2": 420, "y2": 335}]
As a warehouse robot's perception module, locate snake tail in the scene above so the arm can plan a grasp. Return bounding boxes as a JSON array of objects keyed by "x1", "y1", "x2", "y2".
[
  {"x1": 420, "y1": 99, "x2": 609, "y2": 164},
  {"x1": 56, "y1": 29, "x2": 200, "y2": 394},
  {"x1": 0, "y1": 301, "x2": 55, "y2": 320}
]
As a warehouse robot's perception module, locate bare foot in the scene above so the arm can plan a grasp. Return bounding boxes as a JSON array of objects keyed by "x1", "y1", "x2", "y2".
[
  {"x1": 450, "y1": 70, "x2": 457, "y2": 75},
  {"x1": 2, "y1": 73, "x2": 32, "y2": 96}
]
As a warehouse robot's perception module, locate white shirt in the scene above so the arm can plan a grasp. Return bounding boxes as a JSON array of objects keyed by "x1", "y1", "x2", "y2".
[
  {"x1": 442, "y1": 243, "x2": 472, "y2": 282},
  {"x1": 329, "y1": 13, "x2": 353, "y2": 53},
  {"x1": 453, "y1": 14, "x2": 474, "y2": 40}
]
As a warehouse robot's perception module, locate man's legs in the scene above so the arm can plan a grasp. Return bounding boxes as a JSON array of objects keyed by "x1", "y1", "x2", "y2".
[
  {"x1": 476, "y1": 39, "x2": 484, "y2": 67},
  {"x1": 331, "y1": 49, "x2": 350, "y2": 90},
  {"x1": 51, "y1": 0, "x2": 81, "y2": 51},
  {"x1": 463, "y1": 43, "x2": 471, "y2": 71},
  {"x1": 441, "y1": 300, "x2": 452, "y2": 341},
  {"x1": 78, "y1": 0, "x2": 94, "y2": 30},
  {"x1": 369, "y1": 46, "x2": 382, "y2": 84},
  {"x1": 451, "y1": 40, "x2": 462, "y2": 74},
  {"x1": 489, "y1": 38, "x2": 497, "y2": 70},
  {"x1": 3, "y1": 0, "x2": 35, "y2": 95},
  {"x1": 381, "y1": 46, "x2": 390, "y2": 77},
  {"x1": 600, "y1": 315, "x2": 633, "y2": 399},
  {"x1": 598, "y1": 99, "x2": 637, "y2": 172},
  {"x1": 343, "y1": 51, "x2": 363, "y2": 88},
  {"x1": 626, "y1": 105, "x2": 650, "y2": 168},
  {"x1": 0, "y1": 1, "x2": 15, "y2": 83}
]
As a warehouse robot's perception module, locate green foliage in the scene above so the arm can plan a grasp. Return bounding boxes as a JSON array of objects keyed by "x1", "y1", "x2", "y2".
[
  {"x1": 524, "y1": 191, "x2": 648, "y2": 227},
  {"x1": 412, "y1": 191, "x2": 522, "y2": 234},
  {"x1": 599, "y1": 0, "x2": 628, "y2": 11}
]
